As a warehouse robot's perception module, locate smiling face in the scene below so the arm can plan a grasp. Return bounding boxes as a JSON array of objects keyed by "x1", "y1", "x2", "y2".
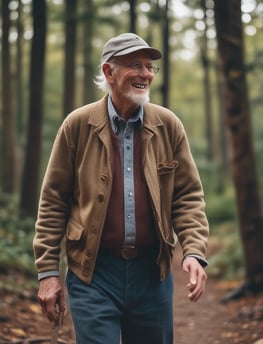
[{"x1": 102, "y1": 50, "x2": 156, "y2": 118}]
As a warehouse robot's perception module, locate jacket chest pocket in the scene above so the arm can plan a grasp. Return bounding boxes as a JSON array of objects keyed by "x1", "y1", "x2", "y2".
[
  {"x1": 157, "y1": 161, "x2": 179, "y2": 206},
  {"x1": 157, "y1": 161, "x2": 179, "y2": 176}
]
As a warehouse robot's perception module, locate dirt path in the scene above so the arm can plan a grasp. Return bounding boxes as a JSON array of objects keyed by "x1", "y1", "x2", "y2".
[
  {"x1": 0, "y1": 255, "x2": 263, "y2": 344},
  {"x1": 173, "y1": 254, "x2": 225, "y2": 344},
  {"x1": 173, "y1": 250, "x2": 263, "y2": 344}
]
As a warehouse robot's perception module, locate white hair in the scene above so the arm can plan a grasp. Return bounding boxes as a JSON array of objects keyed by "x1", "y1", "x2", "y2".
[{"x1": 94, "y1": 64, "x2": 112, "y2": 94}]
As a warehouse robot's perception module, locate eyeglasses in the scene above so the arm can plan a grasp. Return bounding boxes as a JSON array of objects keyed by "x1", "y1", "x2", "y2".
[{"x1": 112, "y1": 62, "x2": 160, "y2": 74}]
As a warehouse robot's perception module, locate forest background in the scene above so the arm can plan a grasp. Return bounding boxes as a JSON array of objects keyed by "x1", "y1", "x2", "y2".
[{"x1": 0, "y1": 0, "x2": 263, "y2": 303}]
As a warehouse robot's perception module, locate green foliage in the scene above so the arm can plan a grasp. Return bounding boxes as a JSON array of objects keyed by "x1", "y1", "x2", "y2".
[
  {"x1": 197, "y1": 186, "x2": 244, "y2": 281},
  {"x1": 205, "y1": 191, "x2": 237, "y2": 224},
  {"x1": 0, "y1": 195, "x2": 36, "y2": 276},
  {"x1": 207, "y1": 223, "x2": 245, "y2": 280}
]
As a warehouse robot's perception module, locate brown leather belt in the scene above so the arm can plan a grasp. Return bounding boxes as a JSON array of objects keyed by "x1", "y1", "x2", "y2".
[{"x1": 101, "y1": 246, "x2": 156, "y2": 260}]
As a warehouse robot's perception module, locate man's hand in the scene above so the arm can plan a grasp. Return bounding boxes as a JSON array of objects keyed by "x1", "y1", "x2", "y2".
[
  {"x1": 182, "y1": 256, "x2": 207, "y2": 302},
  {"x1": 38, "y1": 276, "x2": 66, "y2": 322}
]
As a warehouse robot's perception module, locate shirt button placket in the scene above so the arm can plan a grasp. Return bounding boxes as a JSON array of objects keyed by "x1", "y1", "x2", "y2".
[{"x1": 123, "y1": 125, "x2": 136, "y2": 246}]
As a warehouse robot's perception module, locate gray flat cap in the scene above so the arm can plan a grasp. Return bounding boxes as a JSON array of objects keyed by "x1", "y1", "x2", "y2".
[{"x1": 101, "y1": 33, "x2": 162, "y2": 63}]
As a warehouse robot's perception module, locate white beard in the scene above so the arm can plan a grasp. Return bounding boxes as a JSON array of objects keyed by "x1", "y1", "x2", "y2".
[{"x1": 126, "y1": 89, "x2": 150, "y2": 106}]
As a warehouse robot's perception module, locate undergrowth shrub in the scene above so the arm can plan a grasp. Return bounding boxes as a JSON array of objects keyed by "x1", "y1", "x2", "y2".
[
  {"x1": 0, "y1": 196, "x2": 36, "y2": 275},
  {"x1": 207, "y1": 223, "x2": 245, "y2": 280}
]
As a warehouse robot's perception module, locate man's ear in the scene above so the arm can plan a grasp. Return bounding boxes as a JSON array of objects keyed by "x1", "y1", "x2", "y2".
[{"x1": 102, "y1": 63, "x2": 114, "y2": 81}]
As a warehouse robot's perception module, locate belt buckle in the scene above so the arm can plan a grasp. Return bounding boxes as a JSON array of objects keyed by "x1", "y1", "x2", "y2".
[{"x1": 121, "y1": 246, "x2": 136, "y2": 260}]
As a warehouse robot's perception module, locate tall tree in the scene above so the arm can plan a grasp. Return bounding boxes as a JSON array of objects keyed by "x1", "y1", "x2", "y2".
[
  {"x1": 214, "y1": 0, "x2": 263, "y2": 297},
  {"x1": 63, "y1": 0, "x2": 78, "y2": 116},
  {"x1": 200, "y1": 0, "x2": 214, "y2": 161},
  {"x1": 82, "y1": 0, "x2": 96, "y2": 104},
  {"x1": 1, "y1": 0, "x2": 17, "y2": 193},
  {"x1": 129, "y1": 0, "x2": 137, "y2": 33},
  {"x1": 20, "y1": 0, "x2": 47, "y2": 217},
  {"x1": 160, "y1": 0, "x2": 170, "y2": 108},
  {"x1": 16, "y1": 0, "x2": 24, "y2": 137},
  {"x1": 216, "y1": 58, "x2": 229, "y2": 193}
]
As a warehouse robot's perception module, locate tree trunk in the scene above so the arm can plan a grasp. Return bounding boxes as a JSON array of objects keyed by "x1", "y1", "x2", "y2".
[
  {"x1": 129, "y1": 0, "x2": 137, "y2": 33},
  {"x1": 82, "y1": 0, "x2": 96, "y2": 104},
  {"x1": 20, "y1": 0, "x2": 47, "y2": 217},
  {"x1": 16, "y1": 0, "x2": 24, "y2": 138},
  {"x1": 1, "y1": 0, "x2": 17, "y2": 193},
  {"x1": 215, "y1": 56, "x2": 229, "y2": 193},
  {"x1": 200, "y1": 0, "x2": 214, "y2": 161},
  {"x1": 214, "y1": 0, "x2": 263, "y2": 290},
  {"x1": 161, "y1": 0, "x2": 170, "y2": 108},
  {"x1": 63, "y1": 0, "x2": 77, "y2": 117}
]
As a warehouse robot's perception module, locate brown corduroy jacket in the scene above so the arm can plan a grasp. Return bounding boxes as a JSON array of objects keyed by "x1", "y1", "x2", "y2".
[{"x1": 33, "y1": 95, "x2": 209, "y2": 284}]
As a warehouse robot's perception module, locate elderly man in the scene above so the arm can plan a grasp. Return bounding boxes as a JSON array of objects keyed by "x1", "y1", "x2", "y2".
[{"x1": 33, "y1": 32, "x2": 209, "y2": 344}]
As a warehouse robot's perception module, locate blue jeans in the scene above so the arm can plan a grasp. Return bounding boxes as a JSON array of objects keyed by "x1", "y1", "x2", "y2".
[{"x1": 66, "y1": 250, "x2": 173, "y2": 344}]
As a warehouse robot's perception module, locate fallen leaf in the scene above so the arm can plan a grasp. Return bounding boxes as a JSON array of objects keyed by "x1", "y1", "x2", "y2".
[
  {"x1": 28, "y1": 303, "x2": 42, "y2": 313},
  {"x1": 10, "y1": 328, "x2": 26, "y2": 337}
]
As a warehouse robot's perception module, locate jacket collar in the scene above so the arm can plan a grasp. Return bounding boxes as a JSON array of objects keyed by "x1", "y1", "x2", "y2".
[
  {"x1": 143, "y1": 103, "x2": 163, "y2": 136},
  {"x1": 86, "y1": 95, "x2": 164, "y2": 136},
  {"x1": 86, "y1": 96, "x2": 109, "y2": 131}
]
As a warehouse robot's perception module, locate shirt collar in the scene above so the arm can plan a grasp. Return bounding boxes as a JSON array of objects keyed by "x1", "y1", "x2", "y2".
[{"x1": 107, "y1": 96, "x2": 143, "y2": 134}]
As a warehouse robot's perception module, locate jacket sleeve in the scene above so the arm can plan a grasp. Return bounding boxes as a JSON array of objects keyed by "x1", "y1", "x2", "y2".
[
  {"x1": 33, "y1": 120, "x2": 75, "y2": 274},
  {"x1": 171, "y1": 120, "x2": 209, "y2": 259}
]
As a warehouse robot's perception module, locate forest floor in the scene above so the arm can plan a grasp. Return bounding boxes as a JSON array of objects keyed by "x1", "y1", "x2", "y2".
[{"x1": 0, "y1": 248, "x2": 263, "y2": 344}]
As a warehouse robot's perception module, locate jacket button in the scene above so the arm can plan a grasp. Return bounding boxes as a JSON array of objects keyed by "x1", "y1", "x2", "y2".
[
  {"x1": 100, "y1": 175, "x2": 108, "y2": 182},
  {"x1": 97, "y1": 193, "x2": 104, "y2": 202}
]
